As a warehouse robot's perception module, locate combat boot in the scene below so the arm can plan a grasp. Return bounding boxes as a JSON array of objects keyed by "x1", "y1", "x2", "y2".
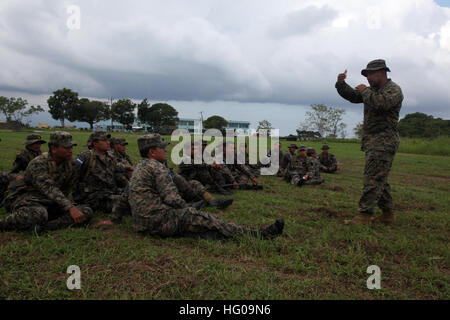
[
  {"x1": 372, "y1": 211, "x2": 396, "y2": 224},
  {"x1": 191, "y1": 200, "x2": 206, "y2": 210},
  {"x1": 344, "y1": 213, "x2": 372, "y2": 226},
  {"x1": 214, "y1": 184, "x2": 232, "y2": 195},
  {"x1": 260, "y1": 218, "x2": 285, "y2": 239},
  {"x1": 209, "y1": 198, "x2": 233, "y2": 210}
]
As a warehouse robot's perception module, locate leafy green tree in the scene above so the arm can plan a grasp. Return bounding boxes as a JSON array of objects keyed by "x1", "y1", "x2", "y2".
[
  {"x1": 257, "y1": 120, "x2": 273, "y2": 135},
  {"x1": 138, "y1": 101, "x2": 179, "y2": 133},
  {"x1": 72, "y1": 98, "x2": 110, "y2": 129},
  {"x1": 0, "y1": 96, "x2": 44, "y2": 124},
  {"x1": 47, "y1": 88, "x2": 79, "y2": 128},
  {"x1": 398, "y1": 112, "x2": 449, "y2": 138},
  {"x1": 204, "y1": 115, "x2": 228, "y2": 132},
  {"x1": 299, "y1": 104, "x2": 347, "y2": 138},
  {"x1": 111, "y1": 99, "x2": 136, "y2": 128}
]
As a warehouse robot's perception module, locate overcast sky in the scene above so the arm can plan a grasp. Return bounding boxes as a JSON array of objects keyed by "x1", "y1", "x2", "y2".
[{"x1": 1, "y1": 0, "x2": 449, "y2": 136}]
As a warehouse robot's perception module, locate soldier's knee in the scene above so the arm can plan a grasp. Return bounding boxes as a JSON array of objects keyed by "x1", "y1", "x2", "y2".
[{"x1": 77, "y1": 205, "x2": 94, "y2": 220}]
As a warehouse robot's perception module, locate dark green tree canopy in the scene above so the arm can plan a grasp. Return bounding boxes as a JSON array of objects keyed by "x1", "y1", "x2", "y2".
[
  {"x1": 204, "y1": 115, "x2": 228, "y2": 132},
  {"x1": 111, "y1": 99, "x2": 136, "y2": 127},
  {"x1": 398, "y1": 112, "x2": 449, "y2": 138},
  {"x1": 47, "y1": 88, "x2": 79, "y2": 128},
  {"x1": 72, "y1": 98, "x2": 110, "y2": 129},
  {"x1": 138, "y1": 101, "x2": 179, "y2": 133}
]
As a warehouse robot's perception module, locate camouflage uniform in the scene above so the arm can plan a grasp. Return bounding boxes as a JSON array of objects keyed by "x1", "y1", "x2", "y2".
[
  {"x1": 336, "y1": 59, "x2": 403, "y2": 215},
  {"x1": 73, "y1": 132, "x2": 127, "y2": 213},
  {"x1": 304, "y1": 150, "x2": 324, "y2": 185},
  {"x1": 110, "y1": 138, "x2": 133, "y2": 169},
  {"x1": 0, "y1": 132, "x2": 93, "y2": 232},
  {"x1": 129, "y1": 134, "x2": 255, "y2": 239},
  {"x1": 0, "y1": 172, "x2": 16, "y2": 205},
  {"x1": 9, "y1": 134, "x2": 46, "y2": 174},
  {"x1": 319, "y1": 145, "x2": 338, "y2": 173},
  {"x1": 280, "y1": 145, "x2": 297, "y2": 177},
  {"x1": 285, "y1": 146, "x2": 308, "y2": 184}
]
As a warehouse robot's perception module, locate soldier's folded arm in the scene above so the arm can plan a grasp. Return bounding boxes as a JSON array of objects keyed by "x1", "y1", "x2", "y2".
[
  {"x1": 155, "y1": 167, "x2": 187, "y2": 209},
  {"x1": 28, "y1": 162, "x2": 73, "y2": 211},
  {"x1": 361, "y1": 85, "x2": 404, "y2": 111},
  {"x1": 335, "y1": 81, "x2": 363, "y2": 104}
]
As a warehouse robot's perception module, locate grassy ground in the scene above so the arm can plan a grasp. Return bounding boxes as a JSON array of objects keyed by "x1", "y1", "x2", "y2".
[{"x1": 0, "y1": 130, "x2": 449, "y2": 299}]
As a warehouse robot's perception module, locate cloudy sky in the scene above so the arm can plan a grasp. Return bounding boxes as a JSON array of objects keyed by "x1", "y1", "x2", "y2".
[{"x1": 1, "y1": 0, "x2": 449, "y2": 136}]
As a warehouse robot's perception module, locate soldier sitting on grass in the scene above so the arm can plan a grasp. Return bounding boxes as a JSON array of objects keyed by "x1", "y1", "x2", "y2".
[
  {"x1": 72, "y1": 131, "x2": 127, "y2": 214},
  {"x1": 127, "y1": 134, "x2": 284, "y2": 240},
  {"x1": 319, "y1": 145, "x2": 340, "y2": 173},
  {"x1": 9, "y1": 134, "x2": 46, "y2": 176},
  {"x1": 0, "y1": 132, "x2": 93, "y2": 234}
]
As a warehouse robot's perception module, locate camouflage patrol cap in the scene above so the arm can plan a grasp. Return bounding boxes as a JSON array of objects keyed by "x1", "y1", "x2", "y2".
[
  {"x1": 137, "y1": 134, "x2": 169, "y2": 153},
  {"x1": 49, "y1": 131, "x2": 77, "y2": 148},
  {"x1": 110, "y1": 137, "x2": 128, "y2": 146},
  {"x1": 23, "y1": 134, "x2": 46, "y2": 145},
  {"x1": 321, "y1": 144, "x2": 330, "y2": 150},
  {"x1": 298, "y1": 145, "x2": 306, "y2": 151},
  {"x1": 88, "y1": 131, "x2": 111, "y2": 143},
  {"x1": 288, "y1": 144, "x2": 298, "y2": 149},
  {"x1": 306, "y1": 147, "x2": 316, "y2": 155},
  {"x1": 361, "y1": 59, "x2": 391, "y2": 77}
]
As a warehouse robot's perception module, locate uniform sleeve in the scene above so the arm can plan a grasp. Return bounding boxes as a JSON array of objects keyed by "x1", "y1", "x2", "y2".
[
  {"x1": 26, "y1": 159, "x2": 73, "y2": 211},
  {"x1": 9, "y1": 152, "x2": 27, "y2": 174},
  {"x1": 361, "y1": 83, "x2": 403, "y2": 112},
  {"x1": 154, "y1": 163, "x2": 187, "y2": 209},
  {"x1": 335, "y1": 81, "x2": 364, "y2": 104}
]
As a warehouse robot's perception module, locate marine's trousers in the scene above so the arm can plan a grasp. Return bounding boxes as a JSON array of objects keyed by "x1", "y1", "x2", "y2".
[{"x1": 358, "y1": 150, "x2": 395, "y2": 214}]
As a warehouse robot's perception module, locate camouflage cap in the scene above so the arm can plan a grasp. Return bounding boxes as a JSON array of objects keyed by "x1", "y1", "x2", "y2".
[
  {"x1": 88, "y1": 131, "x2": 111, "y2": 144},
  {"x1": 288, "y1": 144, "x2": 298, "y2": 149},
  {"x1": 49, "y1": 131, "x2": 77, "y2": 148},
  {"x1": 321, "y1": 144, "x2": 330, "y2": 150},
  {"x1": 23, "y1": 134, "x2": 46, "y2": 145},
  {"x1": 137, "y1": 134, "x2": 169, "y2": 152},
  {"x1": 110, "y1": 137, "x2": 128, "y2": 146},
  {"x1": 361, "y1": 59, "x2": 391, "y2": 77},
  {"x1": 306, "y1": 147, "x2": 316, "y2": 155},
  {"x1": 298, "y1": 145, "x2": 306, "y2": 151}
]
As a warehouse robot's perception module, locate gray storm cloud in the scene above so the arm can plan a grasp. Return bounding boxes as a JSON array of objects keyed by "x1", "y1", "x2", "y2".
[{"x1": 0, "y1": 0, "x2": 449, "y2": 118}]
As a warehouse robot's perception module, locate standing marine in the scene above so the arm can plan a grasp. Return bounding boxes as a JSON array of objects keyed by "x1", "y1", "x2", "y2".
[{"x1": 335, "y1": 59, "x2": 403, "y2": 225}]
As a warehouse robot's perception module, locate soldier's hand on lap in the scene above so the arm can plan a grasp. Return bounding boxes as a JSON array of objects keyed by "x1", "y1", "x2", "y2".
[
  {"x1": 337, "y1": 70, "x2": 347, "y2": 83},
  {"x1": 69, "y1": 207, "x2": 86, "y2": 224}
]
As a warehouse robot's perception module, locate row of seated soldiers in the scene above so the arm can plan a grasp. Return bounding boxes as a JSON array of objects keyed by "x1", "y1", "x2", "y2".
[
  {"x1": 0, "y1": 132, "x2": 284, "y2": 239},
  {"x1": 276, "y1": 143, "x2": 341, "y2": 187}
]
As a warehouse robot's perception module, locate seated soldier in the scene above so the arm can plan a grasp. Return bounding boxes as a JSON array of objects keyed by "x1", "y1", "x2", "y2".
[
  {"x1": 73, "y1": 131, "x2": 127, "y2": 214},
  {"x1": 128, "y1": 134, "x2": 284, "y2": 240},
  {"x1": 110, "y1": 137, "x2": 134, "y2": 179},
  {"x1": 303, "y1": 148, "x2": 325, "y2": 185},
  {"x1": 319, "y1": 145, "x2": 340, "y2": 173},
  {"x1": 9, "y1": 134, "x2": 46, "y2": 175},
  {"x1": 279, "y1": 144, "x2": 297, "y2": 178},
  {"x1": 178, "y1": 141, "x2": 231, "y2": 195},
  {"x1": 223, "y1": 141, "x2": 261, "y2": 189},
  {"x1": 285, "y1": 145, "x2": 308, "y2": 185},
  {"x1": 238, "y1": 142, "x2": 261, "y2": 178},
  {"x1": 0, "y1": 132, "x2": 93, "y2": 234}
]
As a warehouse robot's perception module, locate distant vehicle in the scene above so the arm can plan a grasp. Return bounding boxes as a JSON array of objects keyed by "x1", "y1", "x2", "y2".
[{"x1": 38, "y1": 123, "x2": 50, "y2": 129}]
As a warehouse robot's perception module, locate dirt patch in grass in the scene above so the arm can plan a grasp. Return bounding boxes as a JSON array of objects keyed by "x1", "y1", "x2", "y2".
[
  {"x1": 320, "y1": 185, "x2": 345, "y2": 192},
  {"x1": 310, "y1": 207, "x2": 339, "y2": 217},
  {"x1": 394, "y1": 203, "x2": 436, "y2": 212}
]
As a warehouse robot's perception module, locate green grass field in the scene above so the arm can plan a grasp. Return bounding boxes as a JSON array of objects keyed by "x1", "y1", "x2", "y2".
[{"x1": 0, "y1": 130, "x2": 449, "y2": 299}]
